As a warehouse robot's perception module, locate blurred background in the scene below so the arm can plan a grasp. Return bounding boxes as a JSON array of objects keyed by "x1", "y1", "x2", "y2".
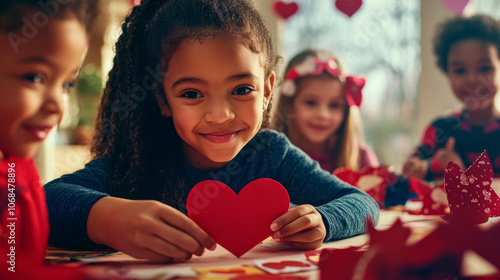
[{"x1": 36, "y1": 0, "x2": 500, "y2": 183}]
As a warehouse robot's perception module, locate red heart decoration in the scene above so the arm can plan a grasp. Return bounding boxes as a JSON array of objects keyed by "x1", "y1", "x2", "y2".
[
  {"x1": 333, "y1": 166, "x2": 396, "y2": 207},
  {"x1": 444, "y1": 151, "x2": 500, "y2": 224},
  {"x1": 272, "y1": 1, "x2": 299, "y2": 20},
  {"x1": 186, "y1": 179, "x2": 290, "y2": 257},
  {"x1": 335, "y1": 0, "x2": 363, "y2": 17}
]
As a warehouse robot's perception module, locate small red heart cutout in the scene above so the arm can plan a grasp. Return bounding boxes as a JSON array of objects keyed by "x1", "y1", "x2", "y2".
[
  {"x1": 186, "y1": 178, "x2": 290, "y2": 257},
  {"x1": 335, "y1": 0, "x2": 363, "y2": 17},
  {"x1": 262, "y1": 260, "x2": 311, "y2": 270},
  {"x1": 272, "y1": 1, "x2": 299, "y2": 20}
]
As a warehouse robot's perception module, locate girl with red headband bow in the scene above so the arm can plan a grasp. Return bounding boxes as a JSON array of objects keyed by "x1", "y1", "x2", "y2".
[{"x1": 272, "y1": 49, "x2": 378, "y2": 172}]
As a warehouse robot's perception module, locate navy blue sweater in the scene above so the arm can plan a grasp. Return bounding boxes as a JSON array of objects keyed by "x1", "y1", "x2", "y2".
[{"x1": 45, "y1": 130, "x2": 379, "y2": 247}]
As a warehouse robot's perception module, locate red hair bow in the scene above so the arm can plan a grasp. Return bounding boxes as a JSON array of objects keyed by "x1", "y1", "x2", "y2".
[{"x1": 282, "y1": 55, "x2": 365, "y2": 107}]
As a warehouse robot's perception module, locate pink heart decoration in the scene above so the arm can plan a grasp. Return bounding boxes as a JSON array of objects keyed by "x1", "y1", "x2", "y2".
[
  {"x1": 444, "y1": 151, "x2": 500, "y2": 224},
  {"x1": 441, "y1": 0, "x2": 470, "y2": 15},
  {"x1": 272, "y1": 1, "x2": 299, "y2": 20},
  {"x1": 335, "y1": 0, "x2": 363, "y2": 17},
  {"x1": 186, "y1": 179, "x2": 290, "y2": 257}
]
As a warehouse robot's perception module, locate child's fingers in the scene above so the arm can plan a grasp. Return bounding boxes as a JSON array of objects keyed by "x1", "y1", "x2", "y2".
[
  {"x1": 152, "y1": 220, "x2": 206, "y2": 257},
  {"x1": 445, "y1": 137, "x2": 456, "y2": 151},
  {"x1": 272, "y1": 213, "x2": 323, "y2": 239},
  {"x1": 279, "y1": 227, "x2": 325, "y2": 244},
  {"x1": 158, "y1": 205, "x2": 216, "y2": 251},
  {"x1": 142, "y1": 232, "x2": 194, "y2": 260},
  {"x1": 402, "y1": 158, "x2": 418, "y2": 177},
  {"x1": 271, "y1": 205, "x2": 320, "y2": 237},
  {"x1": 129, "y1": 246, "x2": 176, "y2": 263},
  {"x1": 281, "y1": 237, "x2": 323, "y2": 250}
]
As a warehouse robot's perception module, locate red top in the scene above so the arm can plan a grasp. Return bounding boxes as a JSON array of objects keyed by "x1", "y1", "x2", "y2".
[
  {"x1": 0, "y1": 156, "x2": 49, "y2": 269},
  {"x1": 0, "y1": 156, "x2": 86, "y2": 279}
]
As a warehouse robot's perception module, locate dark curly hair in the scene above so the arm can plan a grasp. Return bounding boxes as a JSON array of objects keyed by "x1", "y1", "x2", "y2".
[
  {"x1": 0, "y1": 0, "x2": 99, "y2": 32},
  {"x1": 92, "y1": 0, "x2": 280, "y2": 210},
  {"x1": 433, "y1": 14, "x2": 500, "y2": 73}
]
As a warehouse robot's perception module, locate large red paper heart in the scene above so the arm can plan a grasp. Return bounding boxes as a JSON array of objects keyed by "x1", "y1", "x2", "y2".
[
  {"x1": 272, "y1": 1, "x2": 299, "y2": 20},
  {"x1": 335, "y1": 0, "x2": 363, "y2": 17},
  {"x1": 186, "y1": 179, "x2": 290, "y2": 257},
  {"x1": 333, "y1": 166, "x2": 396, "y2": 207},
  {"x1": 444, "y1": 151, "x2": 500, "y2": 224}
]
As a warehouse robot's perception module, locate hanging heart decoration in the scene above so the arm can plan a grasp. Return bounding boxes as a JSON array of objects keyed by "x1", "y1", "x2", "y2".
[
  {"x1": 335, "y1": 0, "x2": 363, "y2": 18},
  {"x1": 441, "y1": 0, "x2": 470, "y2": 16},
  {"x1": 272, "y1": 1, "x2": 300, "y2": 20}
]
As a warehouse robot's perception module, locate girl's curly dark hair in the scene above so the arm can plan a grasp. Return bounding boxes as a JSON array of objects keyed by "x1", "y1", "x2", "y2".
[
  {"x1": 433, "y1": 14, "x2": 500, "y2": 73},
  {"x1": 0, "y1": 0, "x2": 99, "y2": 32},
  {"x1": 92, "y1": 0, "x2": 280, "y2": 211}
]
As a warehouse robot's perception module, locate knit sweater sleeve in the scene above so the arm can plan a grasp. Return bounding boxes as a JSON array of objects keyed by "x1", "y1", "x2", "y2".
[
  {"x1": 44, "y1": 158, "x2": 110, "y2": 248},
  {"x1": 268, "y1": 132, "x2": 380, "y2": 241}
]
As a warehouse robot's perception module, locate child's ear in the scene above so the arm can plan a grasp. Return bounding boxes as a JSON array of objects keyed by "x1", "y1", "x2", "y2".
[
  {"x1": 162, "y1": 104, "x2": 172, "y2": 117},
  {"x1": 264, "y1": 71, "x2": 276, "y2": 109},
  {"x1": 154, "y1": 88, "x2": 172, "y2": 117}
]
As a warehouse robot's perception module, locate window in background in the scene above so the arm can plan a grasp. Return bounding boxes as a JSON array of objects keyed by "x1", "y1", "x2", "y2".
[
  {"x1": 283, "y1": 0, "x2": 421, "y2": 168},
  {"x1": 473, "y1": 0, "x2": 500, "y2": 19}
]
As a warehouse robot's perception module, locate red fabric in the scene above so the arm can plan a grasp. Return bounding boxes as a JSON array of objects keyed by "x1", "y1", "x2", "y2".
[
  {"x1": 420, "y1": 126, "x2": 438, "y2": 151},
  {"x1": 0, "y1": 157, "x2": 49, "y2": 270},
  {"x1": 0, "y1": 157, "x2": 85, "y2": 279}
]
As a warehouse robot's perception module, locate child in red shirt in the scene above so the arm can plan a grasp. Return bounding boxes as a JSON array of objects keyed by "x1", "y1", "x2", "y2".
[{"x1": 0, "y1": 1, "x2": 99, "y2": 279}]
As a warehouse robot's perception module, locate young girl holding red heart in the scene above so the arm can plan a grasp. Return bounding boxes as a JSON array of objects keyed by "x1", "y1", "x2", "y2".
[
  {"x1": 0, "y1": 1, "x2": 98, "y2": 278},
  {"x1": 45, "y1": 0, "x2": 379, "y2": 262},
  {"x1": 272, "y1": 49, "x2": 379, "y2": 173}
]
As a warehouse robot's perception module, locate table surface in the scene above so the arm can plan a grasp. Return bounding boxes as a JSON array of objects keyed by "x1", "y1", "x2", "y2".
[{"x1": 46, "y1": 210, "x2": 500, "y2": 279}]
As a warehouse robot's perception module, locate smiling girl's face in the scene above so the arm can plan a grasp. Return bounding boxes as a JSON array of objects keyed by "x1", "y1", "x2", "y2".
[
  {"x1": 0, "y1": 13, "x2": 87, "y2": 158},
  {"x1": 288, "y1": 75, "x2": 346, "y2": 152},
  {"x1": 162, "y1": 37, "x2": 275, "y2": 170}
]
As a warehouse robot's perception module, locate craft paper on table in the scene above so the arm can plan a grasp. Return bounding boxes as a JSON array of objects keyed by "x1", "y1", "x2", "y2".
[
  {"x1": 254, "y1": 258, "x2": 317, "y2": 274},
  {"x1": 406, "y1": 178, "x2": 448, "y2": 215},
  {"x1": 186, "y1": 179, "x2": 290, "y2": 258},
  {"x1": 333, "y1": 166, "x2": 397, "y2": 207},
  {"x1": 115, "y1": 266, "x2": 197, "y2": 280},
  {"x1": 231, "y1": 275, "x2": 309, "y2": 280},
  {"x1": 194, "y1": 265, "x2": 265, "y2": 278},
  {"x1": 319, "y1": 215, "x2": 500, "y2": 279},
  {"x1": 258, "y1": 237, "x2": 295, "y2": 251},
  {"x1": 444, "y1": 151, "x2": 500, "y2": 224},
  {"x1": 304, "y1": 249, "x2": 322, "y2": 265}
]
